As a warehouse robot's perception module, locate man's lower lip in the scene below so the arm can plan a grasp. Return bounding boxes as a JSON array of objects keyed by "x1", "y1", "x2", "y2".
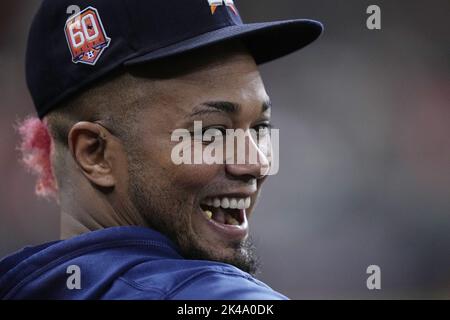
[{"x1": 199, "y1": 207, "x2": 248, "y2": 240}]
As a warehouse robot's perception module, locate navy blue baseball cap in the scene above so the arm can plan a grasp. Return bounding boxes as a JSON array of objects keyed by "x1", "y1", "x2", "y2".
[{"x1": 26, "y1": 0, "x2": 323, "y2": 119}]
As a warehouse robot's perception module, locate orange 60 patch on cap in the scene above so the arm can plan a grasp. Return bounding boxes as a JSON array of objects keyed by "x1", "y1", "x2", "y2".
[{"x1": 64, "y1": 6, "x2": 111, "y2": 65}]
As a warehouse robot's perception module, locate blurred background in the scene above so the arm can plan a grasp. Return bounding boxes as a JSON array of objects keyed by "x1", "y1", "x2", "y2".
[{"x1": 1, "y1": 0, "x2": 449, "y2": 299}]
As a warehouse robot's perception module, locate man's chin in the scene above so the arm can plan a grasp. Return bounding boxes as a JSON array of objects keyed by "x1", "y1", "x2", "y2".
[{"x1": 181, "y1": 236, "x2": 260, "y2": 275}]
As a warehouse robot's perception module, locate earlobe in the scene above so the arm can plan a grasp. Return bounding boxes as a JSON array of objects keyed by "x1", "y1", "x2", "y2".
[{"x1": 68, "y1": 122, "x2": 116, "y2": 188}]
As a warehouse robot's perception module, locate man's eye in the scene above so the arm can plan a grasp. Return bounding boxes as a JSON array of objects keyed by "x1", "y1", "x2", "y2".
[
  {"x1": 253, "y1": 123, "x2": 272, "y2": 138},
  {"x1": 204, "y1": 127, "x2": 226, "y2": 136},
  {"x1": 201, "y1": 127, "x2": 226, "y2": 143}
]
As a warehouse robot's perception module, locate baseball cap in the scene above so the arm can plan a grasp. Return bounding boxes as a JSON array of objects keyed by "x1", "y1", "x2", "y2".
[{"x1": 26, "y1": 0, "x2": 323, "y2": 119}]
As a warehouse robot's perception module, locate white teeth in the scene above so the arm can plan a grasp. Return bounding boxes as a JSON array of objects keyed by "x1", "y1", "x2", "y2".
[
  {"x1": 203, "y1": 196, "x2": 252, "y2": 210},
  {"x1": 229, "y1": 198, "x2": 238, "y2": 209},
  {"x1": 221, "y1": 198, "x2": 230, "y2": 209},
  {"x1": 213, "y1": 198, "x2": 221, "y2": 208},
  {"x1": 244, "y1": 197, "x2": 251, "y2": 209}
]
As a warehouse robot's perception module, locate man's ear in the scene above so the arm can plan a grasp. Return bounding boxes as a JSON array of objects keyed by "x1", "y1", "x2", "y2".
[{"x1": 68, "y1": 122, "x2": 118, "y2": 188}]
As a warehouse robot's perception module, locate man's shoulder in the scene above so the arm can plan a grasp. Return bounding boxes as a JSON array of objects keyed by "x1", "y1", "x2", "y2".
[
  {"x1": 108, "y1": 259, "x2": 287, "y2": 300},
  {"x1": 0, "y1": 227, "x2": 287, "y2": 299}
]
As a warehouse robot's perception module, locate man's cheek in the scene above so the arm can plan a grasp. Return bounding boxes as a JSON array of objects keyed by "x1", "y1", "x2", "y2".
[{"x1": 170, "y1": 164, "x2": 221, "y2": 189}]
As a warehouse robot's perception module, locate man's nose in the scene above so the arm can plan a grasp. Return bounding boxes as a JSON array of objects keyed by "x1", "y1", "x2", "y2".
[{"x1": 225, "y1": 130, "x2": 270, "y2": 179}]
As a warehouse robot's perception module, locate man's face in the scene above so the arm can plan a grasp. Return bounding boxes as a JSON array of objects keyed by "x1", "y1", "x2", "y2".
[{"x1": 125, "y1": 45, "x2": 271, "y2": 273}]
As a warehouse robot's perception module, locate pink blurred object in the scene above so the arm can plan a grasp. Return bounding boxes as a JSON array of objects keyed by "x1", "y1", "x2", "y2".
[{"x1": 17, "y1": 117, "x2": 57, "y2": 199}]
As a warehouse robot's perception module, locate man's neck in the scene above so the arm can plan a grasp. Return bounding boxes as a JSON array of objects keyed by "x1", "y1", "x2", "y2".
[{"x1": 60, "y1": 211, "x2": 100, "y2": 239}]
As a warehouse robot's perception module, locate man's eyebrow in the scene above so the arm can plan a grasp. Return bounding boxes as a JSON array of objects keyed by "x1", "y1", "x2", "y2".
[
  {"x1": 188, "y1": 101, "x2": 240, "y2": 118},
  {"x1": 188, "y1": 100, "x2": 271, "y2": 118}
]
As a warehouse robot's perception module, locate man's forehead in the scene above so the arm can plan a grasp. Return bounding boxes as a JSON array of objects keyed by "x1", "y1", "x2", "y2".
[{"x1": 88, "y1": 41, "x2": 267, "y2": 125}]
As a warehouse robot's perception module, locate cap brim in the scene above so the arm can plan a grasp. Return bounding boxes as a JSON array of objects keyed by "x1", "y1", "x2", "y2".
[{"x1": 124, "y1": 19, "x2": 323, "y2": 66}]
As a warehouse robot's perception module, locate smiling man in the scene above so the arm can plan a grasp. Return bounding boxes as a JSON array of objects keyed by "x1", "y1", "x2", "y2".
[{"x1": 0, "y1": 0, "x2": 322, "y2": 299}]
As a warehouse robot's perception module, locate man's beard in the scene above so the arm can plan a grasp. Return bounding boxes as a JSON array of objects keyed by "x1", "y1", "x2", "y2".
[
  {"x1": 179, "y1": 232, "x2": 260, "y2": 275},
  {"x1": 127, "y1": 155, "x2": 260, "y2": 275}
]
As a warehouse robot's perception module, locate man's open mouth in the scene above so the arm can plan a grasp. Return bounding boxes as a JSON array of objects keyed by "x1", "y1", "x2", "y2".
[{"x1": 200, "y1": 196, "x2": 250, "y2": 226}]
